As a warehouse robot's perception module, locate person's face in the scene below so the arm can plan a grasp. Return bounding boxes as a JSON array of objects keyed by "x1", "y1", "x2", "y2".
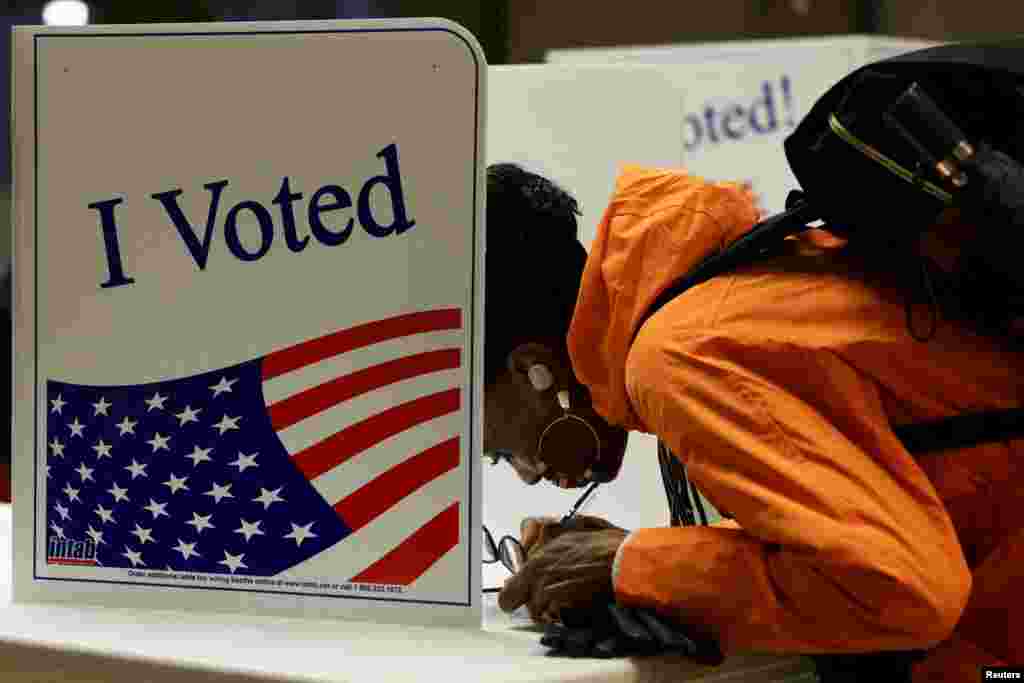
[{"x1": 483, "y1": 342, "x2": 628, "y2": 487}]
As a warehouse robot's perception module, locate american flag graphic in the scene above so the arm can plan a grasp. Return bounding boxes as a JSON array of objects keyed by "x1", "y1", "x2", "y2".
[{"x1": 43, "y1": 308, "x2": 466, "y2": 589}]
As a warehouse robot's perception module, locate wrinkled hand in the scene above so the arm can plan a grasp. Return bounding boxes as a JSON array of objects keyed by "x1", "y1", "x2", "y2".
[
  {"x1": 501, "y1": 516, "x2": 724, "y2": 663},
  {"x1": 499, "y1": 523, "x2": 628, "y2": 624},
  {"x1": 519, "y1": 515, "x2": 622, "y2": 555}
]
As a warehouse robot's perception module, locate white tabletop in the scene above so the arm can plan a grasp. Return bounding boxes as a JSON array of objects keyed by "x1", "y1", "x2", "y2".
[{"x1": 0, "y1": 505, "x2": 814, "y2": 683}]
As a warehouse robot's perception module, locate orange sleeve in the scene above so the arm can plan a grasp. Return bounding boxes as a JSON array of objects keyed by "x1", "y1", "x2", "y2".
[
  {"x1": 617, "y1": 330, "x2": 972, "y2": 655},
  {"x1": 710, "y1": 518, "x2": 741, "y2": 531}
]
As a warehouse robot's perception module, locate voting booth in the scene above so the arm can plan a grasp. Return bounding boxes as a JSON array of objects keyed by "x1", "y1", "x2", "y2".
[
  {"x1": 10, "y1": 18, "x2": 485, "y2": 628},
  {"x1": 545, "y1": 35, "x2": 937, "y2": 69},
  {"x1": 0, "y1": 19, "x2": 843, "y2": 681},
  {"x1": 544, "y1": 35, "x2": 936, "y2": 218},
  {"x1": 543, "y1": 35, "x2": 937, "y2": 225}
]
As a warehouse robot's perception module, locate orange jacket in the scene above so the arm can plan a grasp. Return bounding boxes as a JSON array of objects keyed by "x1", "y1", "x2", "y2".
[{"x1": 567, "y1": 165, "x2": 1023, "y2": 677}]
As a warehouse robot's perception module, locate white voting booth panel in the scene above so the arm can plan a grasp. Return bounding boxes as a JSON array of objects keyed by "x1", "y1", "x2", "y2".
[
  {"x1": 546, "y1": 36, "x2": 937, "y2": 216},
  {"x1": 546, "y1": 35, "x2": 937, "y2": 70},
  {"x1": 11, "y1": 18, "x2": 485, "y2": 628},
  {"x1": 0, "y1": 504, "x2": 817, "y2": 683},
  {"x1": 482, "y1": 37, "x2": 934, "y2": 589}
]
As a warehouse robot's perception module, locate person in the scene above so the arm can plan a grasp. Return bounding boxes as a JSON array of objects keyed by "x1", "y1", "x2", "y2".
[{"x1": 482, "y1": 162, "x2": 1023, "y2": 680}]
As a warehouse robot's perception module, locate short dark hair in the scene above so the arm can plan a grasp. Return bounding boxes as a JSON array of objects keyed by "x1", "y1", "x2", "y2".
[{"x1": 485, "y1": 163, "x2": 588, "y2": 385}]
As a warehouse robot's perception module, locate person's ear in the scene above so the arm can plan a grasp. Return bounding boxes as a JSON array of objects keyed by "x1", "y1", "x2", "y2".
[
  {"x1": 527, "y1": 364, "x2": 554, "y2": 392},
  {"x1": 506, "y1": 343, "x2": 564, "y2": 393}
]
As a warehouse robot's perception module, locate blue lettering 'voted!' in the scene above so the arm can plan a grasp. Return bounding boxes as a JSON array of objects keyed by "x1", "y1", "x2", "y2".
[
  {"x1": 683, "y1": 77, "x2": 795, "y2": 153},
  {"x1": 88, "y1": 143, "x2": 416, "y2": 289}
]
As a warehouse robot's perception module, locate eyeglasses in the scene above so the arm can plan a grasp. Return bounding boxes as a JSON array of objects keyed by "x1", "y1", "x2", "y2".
[
  {"x1": 481, "y1": 484, "x2": 602, "y2": 596},
  {"x1": 482, "y1": 525, "x2": 525, "y2": 575}
]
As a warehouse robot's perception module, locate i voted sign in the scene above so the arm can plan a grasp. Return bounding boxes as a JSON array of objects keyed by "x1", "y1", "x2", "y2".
[
  {"x1": 11, "y1": 19, "x2": 486, "y2": 629},
  {"x1": 90, "y1": 144, "x2": 417, "y2": 289}
]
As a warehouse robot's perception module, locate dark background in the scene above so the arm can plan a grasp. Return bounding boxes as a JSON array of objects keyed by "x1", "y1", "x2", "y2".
[{"x1": 6, "y1": 0, "x2": 1024, "y2": 186}]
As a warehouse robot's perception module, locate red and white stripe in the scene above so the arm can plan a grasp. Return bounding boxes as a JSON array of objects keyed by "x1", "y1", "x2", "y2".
[{"x1": 260, "y1": 309, "x2": 465, "y2": 586}]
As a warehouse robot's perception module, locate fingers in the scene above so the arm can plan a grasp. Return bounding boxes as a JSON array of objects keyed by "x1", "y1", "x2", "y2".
[
  {"x1": 519, "y1": 516, "x2": 560, "y2": 553},
  {"x1": 525, "y1": 591, "x2": 566, "y2": 625},
  {"x1": 530, "y1": 582, "x2": 575, "y2": 625},
  {"x1": 497, "y1": 564, "x2": 532, "y2": 613},
  {"x1": 500, "y1": 527, "x2": 567, "y2": 614},
  {"x1": 572, "y1": 514, "x2": 618, "y2": 531},
  {"x1": 500, "y1": 550, "x2": 579, "y2": 621},
  {"x1": 519, "y1": 515, "x2": 620, "y2": 554},
  {"x1": 498, "y1": 545, "x2": 580, "y2": 615},
  {"x1": 520, "y1": 514, "x2": 615, "y2": 538},
  {"x1": 505, "y1": 518, "x2": 624, "y2": 621},
  {"x1": 535, "y1": 579, "x2": 587, "y2": 620}
]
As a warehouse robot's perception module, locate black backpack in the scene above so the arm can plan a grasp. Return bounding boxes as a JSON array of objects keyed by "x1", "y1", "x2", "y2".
[{"x1": 645, "y1": 38, "x2": 1024, "y2": 465}]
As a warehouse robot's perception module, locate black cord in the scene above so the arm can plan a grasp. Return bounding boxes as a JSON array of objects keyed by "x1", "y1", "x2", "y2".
[
  {"x1": 689, "y1": 478, "x2": 709, "y2": 526},
  {"x1": 905, "y1": 253, "x2": 941, "y2": 342},
  {"x1": 657, "y1": 442, "x2": 679, "y2": 525},
  {"x1": 658, "y1": 441, "x2": 698, "y2": 527}
]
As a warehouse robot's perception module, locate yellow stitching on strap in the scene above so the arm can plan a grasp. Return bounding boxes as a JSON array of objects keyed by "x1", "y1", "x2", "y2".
[{"x1": 828, "y1": 114, "x2": 954, "y2": 204}]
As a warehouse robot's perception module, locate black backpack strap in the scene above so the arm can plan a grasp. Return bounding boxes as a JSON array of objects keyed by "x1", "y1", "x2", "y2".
[
  {"x1": 642, "y1": 193, "x2": 1024, "y2": 458},
  {"x1": 637, "y1": 195, "x2": 818, "y2": 341},
  {"x1": 893, "y1": 408, "x2": 1024, "y2": 454}
]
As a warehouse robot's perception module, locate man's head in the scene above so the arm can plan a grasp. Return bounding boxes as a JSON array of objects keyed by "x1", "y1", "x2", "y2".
[{"x1": 483, "y1": 163, "x2": 628, "y2": 487}]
